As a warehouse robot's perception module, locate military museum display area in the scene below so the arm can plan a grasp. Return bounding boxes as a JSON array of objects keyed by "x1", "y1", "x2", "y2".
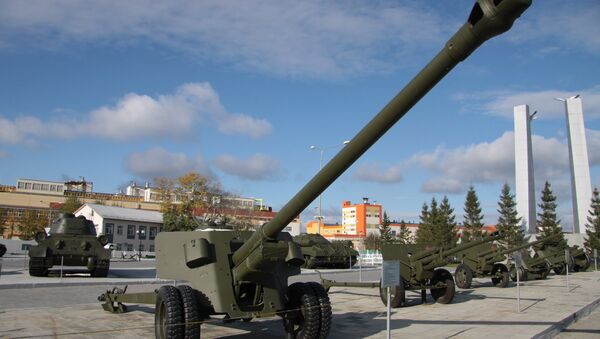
[{"x1": 0, "y1": 256, "x2": 599, "y2": 338}]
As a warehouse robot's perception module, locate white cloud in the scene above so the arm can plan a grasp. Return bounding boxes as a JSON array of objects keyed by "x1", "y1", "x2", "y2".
[
  {"x1": 453, "y1": 86, "x2": 600, "y2": 119},
  {"x1": 123, "y1": 147, "x2": 213, "y2": 180},
  {"x1": 413, "y1": 131, "x2": 578, "y2": 194},
  {"x1": 0, "y1": 1, "x2": 449, "y2": 78},
  {"x1": 0, "y1": 82, "x2": 271, "y2": 145},
  {"x1": 353, "y1": 163, "x2": 403, "y2": 183},
  {"x1": 509, "y1": 1, "x2": 600, "y2": 55},
  {"x1": 214, "y1": 153, "x2": 281, "y2": 181}
]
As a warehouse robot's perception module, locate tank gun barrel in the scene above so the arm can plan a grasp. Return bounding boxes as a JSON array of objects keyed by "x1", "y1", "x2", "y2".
[{"x1": 232, "y1": 0, "x2": 531, "y2": 267}]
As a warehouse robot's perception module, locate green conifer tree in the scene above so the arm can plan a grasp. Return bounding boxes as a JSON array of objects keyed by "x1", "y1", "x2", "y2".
[
  {"x1": 416, "y1": 201, "x2": 434, "y2": 247},
  {"x1": 537, "y1": 181, "x2": 566, "y2": 246},
  {"x1": 496, "y1": 183, "x2": 525, "y2": 247},
  {"x1": 438, "y1": 196, "x2": 458, "y2": 249},
  {"x1": 379, "y1": 211, "x2": 394, "y2": 242},
  {"x1": 463, "y1": 186, "x2": 485, "y2": 242},
  {"x1": 397, "y1": 219, "x2": 412, "y2": 244},
  {"x1": 584, "y1": 188, "x2": 600, "y2": 254}
]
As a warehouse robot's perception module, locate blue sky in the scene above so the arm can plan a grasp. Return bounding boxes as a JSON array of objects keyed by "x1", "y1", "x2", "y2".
[{"x1": 1, "y1": 0, "x2": 599, "y2": 230}]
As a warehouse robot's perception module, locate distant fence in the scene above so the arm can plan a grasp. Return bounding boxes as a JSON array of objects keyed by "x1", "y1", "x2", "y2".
[{"x1": 358, "y1": 251, "x2": 382, "y2": 266}]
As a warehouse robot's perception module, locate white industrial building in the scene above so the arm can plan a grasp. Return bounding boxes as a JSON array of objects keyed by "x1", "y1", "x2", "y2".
[{"x1": 74, "y1": 203, "x2": 163, "y2": 255}]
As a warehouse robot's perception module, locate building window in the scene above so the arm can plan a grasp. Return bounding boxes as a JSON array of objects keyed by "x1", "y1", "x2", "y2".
[
  {"x1": 139, "y1": 244, "x2": 145, "y2": 252},
  {"x1": 138, "y1": 226, "x2": 147, "y2": 239},
  {"x1": 127, "y1": 225, "x2": 135, "y2": 239},
  {"x1": 18, "y1": 182, "x2": 25, "y2": 189},
  {"x1": 149, "y1": 244, "x2": 155, "y2": 252},
  {"x1": 116, "y1": 243, "x2": 122, "y2": 251},
  {"x1": 25, "y1": 183, "x2": 32, "y2": 189},
  {"x1": 117, "y1": 225, "x2": 123, "y2": 236},
  {"x1": 50, "y1": 185, "x2": 56, "y2": 191},
  {"x1": 149, "y1": 227, "x2": 157, "y2": 240},
  {"x1": 126, "y1": 243, "x2": 133, "y2": 251},
  {"x1": 105, "y1": 223, "x2": 114, "y2": 242},
  {"x1": 41, "y1": 184, "x2": 49, "y2": 191}
]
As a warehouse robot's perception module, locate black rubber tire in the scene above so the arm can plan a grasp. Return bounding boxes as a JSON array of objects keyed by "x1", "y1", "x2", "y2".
[
  {"x1": 430, "y1": 268, "x2": 455, "y2": 304},
  {"x1": 155, "y1": 285, "x2": 184, "y2": 339},
  {"x1": 509, "y1": 266, "x2": 527, "y2": 282},
  {"x1": 454, "y1": 264, "x2": 473, "y2": 289},
  {"x1": 379, "y1": 279, "x2": 406, "y2": 308},
  {"x1": 308, "y1": 282, "x2": 332, "y2": 339},
  {"x1": 177, "y1": 285, "x2": 201, "y2": 339},
  {"x1": 553, "y1": 263, "x2": 567, "y2": 275},
  {"x1": 286, "y1": 282, "x2": 320, "y2": 339},
  {"x1": 28, "y1": 258, "x2": 48, "y2": 277},
  {"x1": 491, "y1": 264, "x2": 510, "y2": 288}
]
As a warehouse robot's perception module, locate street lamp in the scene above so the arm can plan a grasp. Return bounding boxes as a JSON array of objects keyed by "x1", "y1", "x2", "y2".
[{"x1": 309, "y1": 140, "x2": 350, "y2": 235}]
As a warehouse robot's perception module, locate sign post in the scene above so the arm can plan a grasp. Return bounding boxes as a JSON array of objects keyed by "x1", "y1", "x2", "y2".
[
  {"x1": 594, "y1": 249, "x2": 598, "y2": 272},
  {"x1": 565, "y1": 249, "x2": 570, "y2": 292},
  {"x1": 513, "y1": 252, "x2": 523, "y2": 313},
  {"x1": 381, "y1": 260, "x2": 400, "y2": 339}
]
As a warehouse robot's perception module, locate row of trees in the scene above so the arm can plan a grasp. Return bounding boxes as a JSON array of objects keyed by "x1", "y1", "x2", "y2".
[
  {"x1": 366, "y1": 180, "x2": 600, "y2": 252},
  {"x1": 157, "y1": 172, "x2": 256, "y2": 232}
]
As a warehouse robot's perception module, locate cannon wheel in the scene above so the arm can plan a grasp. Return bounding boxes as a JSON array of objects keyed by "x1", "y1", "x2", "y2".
[
  {"x1": 29, "y1": 258, "x2": 49, "y2": 277},
  {"x1": 509, "y1": 266, "x2": 528, "y2": 282},
  {"x1": 491, "y1": 264, "x2": 509, "y2": 288},
  {"x1": 308, "y1": 282, "x2": 332, "y2": 339},
  {"x1": 155, "y1": 285, "x2": 184, "y2": 339},
  {"x1": 454, "y1": 264, "x2": 473, "y2": 289},
  {"x1": 430, "y1": 268, "x2": 455, "y2": 304},
  {"x1": 177, "y1": 285, "x2": 201, "y2": 339},
  {"x1": 285, "y1": 282, "x2": 321, "y2": 339},
  {"x1": 553, "y1": 263, "x2": 567, "y2": 275},
  {"x1": 573, "y1": 256, "x2": 591, "y2": 272},
  {"x1": 379, "y1": 279, "x2": 405, "y2": 308}
]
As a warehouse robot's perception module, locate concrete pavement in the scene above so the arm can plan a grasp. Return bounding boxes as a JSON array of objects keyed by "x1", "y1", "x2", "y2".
[{"x1": 0, "y1": 259, "x2": 599, "y2": 338}]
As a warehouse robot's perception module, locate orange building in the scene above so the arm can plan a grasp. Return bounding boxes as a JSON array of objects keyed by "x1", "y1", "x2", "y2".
[{"x1": 342, "y1": 198, "x2": 382, "y2": 236}]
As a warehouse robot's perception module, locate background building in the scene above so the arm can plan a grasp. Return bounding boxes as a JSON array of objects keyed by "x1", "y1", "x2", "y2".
[
  {"x1": 75, "y1": 203, "x2": 163, "y2": 254},
  {"x1": 341, "y1": 198, "x2": 382, "y2": 236}
]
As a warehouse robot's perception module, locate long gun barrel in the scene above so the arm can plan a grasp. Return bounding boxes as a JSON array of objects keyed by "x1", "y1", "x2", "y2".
[
  {"x1": 411, "y1": 232, "x2": 504, "y2": 262},
  {"x1": 232, "y1": 0, "x2": 532, "y2": 268},
  {"x1": 480, "y1": 233, "x2": 563, "y2": 259}
]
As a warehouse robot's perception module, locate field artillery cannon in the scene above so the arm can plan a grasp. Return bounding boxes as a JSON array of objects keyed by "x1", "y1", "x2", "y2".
[
  {"x1": 529, "y1": 235, "x2": 591, "y2": 275},
  {"x1": 454, "y1": 234, "x2": 560, "y2": 288},
  {"x1": 321, "y1": 234, "x2": 503, "y2": 308},
  {"x1": 97, "y1": 1, "x2": 531, "y2": 337}
]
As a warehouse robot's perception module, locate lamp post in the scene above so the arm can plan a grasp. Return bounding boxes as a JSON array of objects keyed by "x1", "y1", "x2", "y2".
[{"x1": 309, "y1": 140, "x2": 350, "y2": 235}]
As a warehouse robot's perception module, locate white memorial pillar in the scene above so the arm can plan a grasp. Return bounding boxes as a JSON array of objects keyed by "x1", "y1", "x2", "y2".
[
  {"x1": 560, "y1": 96, "x2": 592, "y2": 234},
  {"x1": 514, "y1": 105, "x2": 537, "y2": 234}
]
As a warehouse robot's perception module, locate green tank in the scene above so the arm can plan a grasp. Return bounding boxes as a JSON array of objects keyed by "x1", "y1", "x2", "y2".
[
  {"x1": 28, "y1": 213, "x2": 111, "y2": 277},
  {"x1": 294, "y1": 234, "x2": 357, "y2": 269},
  {"x1": 98, "y1": 2, "x2": 531, "y2": 337}
]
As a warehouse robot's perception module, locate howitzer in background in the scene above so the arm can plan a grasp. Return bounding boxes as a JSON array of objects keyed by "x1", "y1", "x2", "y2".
[
  {"x1": 530, "y1": 239, "x2": 591, "y2": 275},
  {"x1": 506, "y1": 234, "x2": 567, "y2": 281},
  {"x1": 97, "y1": 1, "x2": 531, "y2": 338},
  {"x1": 454, "y1": 234, "x2": 558, "y2": 289},
  {"x1": 321, "y1": 233, "x2": 503, "y2": 308}
]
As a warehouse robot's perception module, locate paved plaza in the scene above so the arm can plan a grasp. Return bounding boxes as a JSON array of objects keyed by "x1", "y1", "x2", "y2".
[{"x1": 1, "y1": 256, "x2": 599, "y2": 338}]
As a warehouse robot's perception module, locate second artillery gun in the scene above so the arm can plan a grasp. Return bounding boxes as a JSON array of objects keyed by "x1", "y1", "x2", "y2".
[
  {"x1": 530, "y1": 236, "x2": 591, "y2": 275},
  {"x1": 321, "y1": 234, "x2": 502, "y2": 307},
  {"x1": 97, "y1": 1, "x2": 531, "y2": 338},
  {"x1": 454, "y1": 234, "x2": 560, "y2": 289}
]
